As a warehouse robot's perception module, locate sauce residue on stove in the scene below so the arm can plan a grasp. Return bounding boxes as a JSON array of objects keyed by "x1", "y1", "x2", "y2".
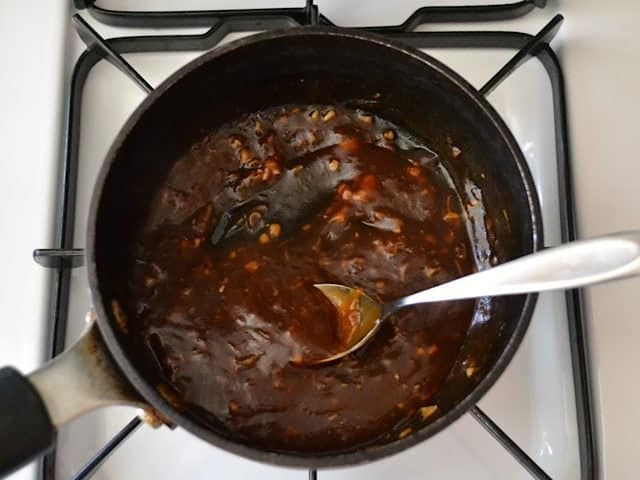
[{"x1": 125, "y1": 104, "x2": 492, "y2": 453}]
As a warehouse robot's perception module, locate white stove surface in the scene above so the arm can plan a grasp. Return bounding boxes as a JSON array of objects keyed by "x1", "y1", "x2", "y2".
[
  {"x1": 2, "y1": 1, "x2": 640, "y2": 480},
  {"x1": 58, "y1": 8, "x2": 577, "y2": 480}
]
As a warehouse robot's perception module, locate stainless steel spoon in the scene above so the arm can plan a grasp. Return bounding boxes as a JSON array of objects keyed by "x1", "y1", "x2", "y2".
[{"x1": 313, "y1": 231, "x2": 640, "y2": 365}]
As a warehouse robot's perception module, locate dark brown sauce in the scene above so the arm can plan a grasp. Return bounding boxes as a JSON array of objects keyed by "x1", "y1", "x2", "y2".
[{"x1": 126, "y1": 105, "x2": 491, "y2": 453}]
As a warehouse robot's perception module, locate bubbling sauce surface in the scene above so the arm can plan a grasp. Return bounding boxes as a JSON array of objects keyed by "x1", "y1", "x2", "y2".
[{"x1": 127, "y1": 105, "x2": 488, "y2": 452}]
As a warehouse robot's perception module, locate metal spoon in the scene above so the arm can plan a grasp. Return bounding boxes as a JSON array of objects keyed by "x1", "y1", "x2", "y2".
[{"x1": 313, "y1": 231, "x2": 640, "y2": 365}]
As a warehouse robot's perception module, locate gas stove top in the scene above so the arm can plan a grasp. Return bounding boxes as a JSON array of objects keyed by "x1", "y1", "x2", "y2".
[{"x1": 25, "y1": 2, "x2": 594, "y2": 479}]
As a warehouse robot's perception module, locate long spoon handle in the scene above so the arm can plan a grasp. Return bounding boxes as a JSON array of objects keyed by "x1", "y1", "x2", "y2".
[{"x1": 388, "y1": 231, "x2": 640, "y2": 311}]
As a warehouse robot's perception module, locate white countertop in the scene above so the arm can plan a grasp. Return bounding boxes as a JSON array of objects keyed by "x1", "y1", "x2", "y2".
[{"x1": 1, "y1": 1, "x2": 639, "y2": 479}]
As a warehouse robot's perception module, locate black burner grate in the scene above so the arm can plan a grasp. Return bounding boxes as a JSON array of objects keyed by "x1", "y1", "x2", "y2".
[{"x1": 34, "y1": 2, "x2": 596, "y2": 479}]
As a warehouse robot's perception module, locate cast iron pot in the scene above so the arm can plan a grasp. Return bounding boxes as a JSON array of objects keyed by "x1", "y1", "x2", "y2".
[{"x1": 0, "y1": 27, "x2": 541, "y2": 477}]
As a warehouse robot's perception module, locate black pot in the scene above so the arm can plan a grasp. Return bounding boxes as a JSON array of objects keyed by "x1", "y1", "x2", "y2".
[{"x1": 0, "y1": 27, "x2": 541, "y2": 477}]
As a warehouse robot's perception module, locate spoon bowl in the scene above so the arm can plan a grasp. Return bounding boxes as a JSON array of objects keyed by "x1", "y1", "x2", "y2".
[{"x1": 308, "y1": 284, "x2": 383, "y2": 365}]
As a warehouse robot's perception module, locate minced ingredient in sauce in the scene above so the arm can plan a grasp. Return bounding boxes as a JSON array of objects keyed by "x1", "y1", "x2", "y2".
[{"x1": 126, "y1": 104, "x2": 489, "y2": 453}]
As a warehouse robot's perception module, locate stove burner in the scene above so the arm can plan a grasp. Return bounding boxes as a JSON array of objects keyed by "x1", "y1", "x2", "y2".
[{"x1": 34, "y1": 2, "x2": 594, "y2": 479}]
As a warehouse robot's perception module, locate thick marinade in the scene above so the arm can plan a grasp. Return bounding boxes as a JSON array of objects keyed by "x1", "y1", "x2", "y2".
[{"x1": 127, "y1": 105, "x2": 484, "y2": 452}]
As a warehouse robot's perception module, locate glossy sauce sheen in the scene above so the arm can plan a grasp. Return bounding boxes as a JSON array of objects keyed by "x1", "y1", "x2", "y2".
[{"x1": 128, "y1": 105, "x2": 484, "y2": 453}]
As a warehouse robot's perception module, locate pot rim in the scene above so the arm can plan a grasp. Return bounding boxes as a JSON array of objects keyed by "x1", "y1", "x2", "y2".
[{"x1": 86, "y1": 26, "x2": 543, "y2": 468}]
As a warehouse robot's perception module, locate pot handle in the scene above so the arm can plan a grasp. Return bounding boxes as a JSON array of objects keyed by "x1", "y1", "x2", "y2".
[
  {"x1": 0, "y1": 320, "x2": 148, "y2": 478},
  {"x1": 0, "y1": 367, "x2": 55, "y2": 477}
]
